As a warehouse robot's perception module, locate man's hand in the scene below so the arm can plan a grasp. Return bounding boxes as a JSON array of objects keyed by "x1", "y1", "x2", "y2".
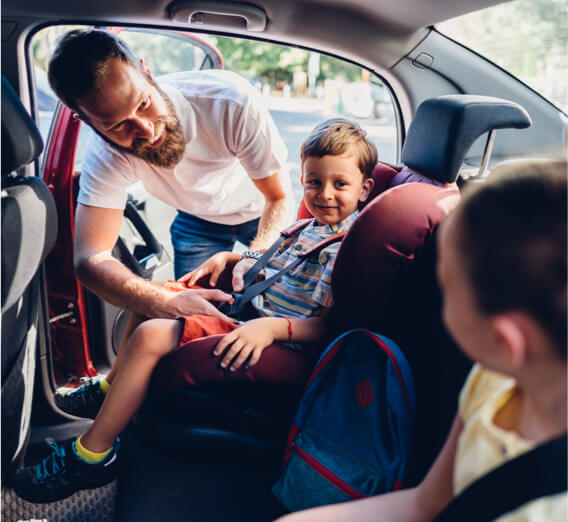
[
  {"x1": 231, "y1": 258, "x2": 258, "y2": 292},
  {"x1": 179, "y1": 251, "x2": 240, "y2": 288},
  {"x1": 166, "y1": 288, "x2": 234, "y2": 320},
  {"x1": 212, "y1": 317, "x2": 279, "y2": 371}
]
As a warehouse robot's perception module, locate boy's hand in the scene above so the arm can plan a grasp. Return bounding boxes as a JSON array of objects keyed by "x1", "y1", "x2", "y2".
[{"x1": 213, "y1": 318, "x2": 277, "y2": 371}]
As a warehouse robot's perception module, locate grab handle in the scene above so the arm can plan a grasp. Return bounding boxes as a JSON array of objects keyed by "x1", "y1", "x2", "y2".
[{"x1": 168, "y1": 1, "x2": 267, "y2": 32}]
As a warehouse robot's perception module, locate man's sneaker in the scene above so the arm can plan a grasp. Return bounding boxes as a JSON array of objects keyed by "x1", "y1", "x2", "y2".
[
  {"x1": 13, "y1": 438, "x2": 120, "y2": 504},
  {"x1": 55, "y1": 376, "x2": 107, "y2": 418}
]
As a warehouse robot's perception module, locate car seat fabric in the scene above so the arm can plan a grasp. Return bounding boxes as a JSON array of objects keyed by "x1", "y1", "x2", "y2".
[
  {"x1": 388, "y1": 165, "x2": 445, "y2": 188},
  {"x1": 1, "y1": 76, "x2": 57, "y2": 476},
  {"x1": 150, "y1": 334, "x2": 319, "y2": 392},
  {"x1": 148, "y1": 333, "x2": 321, "y2": 442},
  {"x1": 2, "y1": 175, "x2": 58, "y2": 312},
  {"x1": 330, "y1": 180, "x2": 459, "y2": 323}
]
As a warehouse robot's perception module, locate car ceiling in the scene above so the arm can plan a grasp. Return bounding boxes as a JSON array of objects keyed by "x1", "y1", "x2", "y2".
[{"x1": 3, "y1": 0, "x2": 510, "y2": 69}]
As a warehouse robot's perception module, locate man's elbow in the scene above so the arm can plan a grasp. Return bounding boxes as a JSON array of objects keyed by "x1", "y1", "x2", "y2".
[{"x1": 73, "y1": 251, "x2": 92, "y2": 284}]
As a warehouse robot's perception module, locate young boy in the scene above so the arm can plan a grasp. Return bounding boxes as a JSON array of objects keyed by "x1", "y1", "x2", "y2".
[
  {"x1": 276, "y1": 160, "x2": 567, "y2": 522},
  {"x1": 14, "y1": 118, "x2": 376, "y2": 503}
]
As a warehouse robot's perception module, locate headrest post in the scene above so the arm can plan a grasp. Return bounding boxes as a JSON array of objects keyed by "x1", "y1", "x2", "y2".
[{"x1": 477, "y1": 129, "x2": 496, "y2": 179}]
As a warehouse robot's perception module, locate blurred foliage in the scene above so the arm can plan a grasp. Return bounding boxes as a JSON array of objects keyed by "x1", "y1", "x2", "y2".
[
  {"x1": 210, "y1": 36, "x2": 363, "y2": 85},
  {"x1": 438, "y1": 0, "x2": 567, "y2": 110},
  {"x1": 119, "y1": 31, "x2": 207, "y2": 76}
]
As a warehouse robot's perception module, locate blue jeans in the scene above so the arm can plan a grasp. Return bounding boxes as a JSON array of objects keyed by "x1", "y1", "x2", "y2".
[{"x1": 170, "y1": 211, "x2": 260, "y2": 279}]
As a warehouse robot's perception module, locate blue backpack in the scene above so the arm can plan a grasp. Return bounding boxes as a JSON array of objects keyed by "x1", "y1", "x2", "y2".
[{"x1": 272, "y1": 328, "x2": 416, "y2": 512}]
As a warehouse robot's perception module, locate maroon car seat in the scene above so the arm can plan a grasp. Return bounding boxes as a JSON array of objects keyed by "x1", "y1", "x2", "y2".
[{"x1": 146, "y1": 95, "x2": 531, "y2": 480}]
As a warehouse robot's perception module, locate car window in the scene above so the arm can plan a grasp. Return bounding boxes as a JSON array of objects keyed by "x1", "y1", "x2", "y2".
[
  {"x1": 118, "y1": 28, "x2": 222, "y2": 75},
  {"x1": 437, "y1": 0, "x2": 567, "y2": 113}
]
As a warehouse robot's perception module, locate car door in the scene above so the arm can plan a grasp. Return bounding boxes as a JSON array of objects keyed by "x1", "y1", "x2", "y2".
[{"x1": 36, "y1": 26, "x2": 223, "y2": 389}]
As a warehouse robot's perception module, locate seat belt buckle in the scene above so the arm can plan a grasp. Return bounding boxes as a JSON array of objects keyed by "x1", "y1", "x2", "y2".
[{"x1": 217, "y1": 293, "x2": 243, "y2": 318}]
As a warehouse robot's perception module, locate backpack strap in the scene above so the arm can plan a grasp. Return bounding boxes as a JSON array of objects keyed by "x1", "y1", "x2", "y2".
[{"x1": 434, "y1": 432, "x2": 567, "y2": 522}]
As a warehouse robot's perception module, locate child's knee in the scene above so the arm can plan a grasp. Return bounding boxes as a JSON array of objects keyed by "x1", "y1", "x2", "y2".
[{"x1": 130, "y1": 319, "x2": 182, "y2": 357}]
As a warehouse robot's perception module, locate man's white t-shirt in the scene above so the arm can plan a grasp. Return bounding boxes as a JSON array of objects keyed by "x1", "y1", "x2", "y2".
[{"x1": 78, "y1": 69, "x2": 289, "y2": 225}]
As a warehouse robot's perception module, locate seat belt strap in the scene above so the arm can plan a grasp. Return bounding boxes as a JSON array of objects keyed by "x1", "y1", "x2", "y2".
[
  {"x1": 236, "y1": 232, "x2": 345, "y2": 313},
  {"x1": 226, "y1": 220, "x2": 344, "y2": 318},
  {"x1": 434, "y1": 432, "x2": 567, "y2": 522},
  {"x1": 241, "y1": 219, "x2": 314, "y2": 290}
]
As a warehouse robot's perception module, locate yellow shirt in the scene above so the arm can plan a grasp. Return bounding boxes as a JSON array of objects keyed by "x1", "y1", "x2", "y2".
[{"x1": 455, "y1": 364, "x2": 567, "y2": 521}]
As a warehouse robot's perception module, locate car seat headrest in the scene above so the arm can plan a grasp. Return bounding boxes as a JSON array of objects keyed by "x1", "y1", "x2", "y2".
[
  {"x1": 1, "y1": 76, "x2": 44, "y2": 175},
  {"x1": 402, "y1": 95, "x2": 531, "y2": 184}
]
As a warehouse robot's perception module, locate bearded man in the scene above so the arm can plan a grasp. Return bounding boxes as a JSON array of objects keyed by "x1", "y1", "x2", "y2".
[{"x1": 48, "y1": 29, "x2": 294, "y2": 320}]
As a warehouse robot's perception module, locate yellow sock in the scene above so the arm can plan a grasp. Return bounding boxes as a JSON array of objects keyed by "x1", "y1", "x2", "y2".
[
  {"x1": 74, "y1": 435, "x2": 111, "y2": 464},
  {"x1": 100, "y1": 378, "x2": 110, "y2": 394}
]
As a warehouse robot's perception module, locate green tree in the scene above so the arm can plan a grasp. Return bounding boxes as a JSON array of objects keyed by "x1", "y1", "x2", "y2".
[{"x1": 211, "y1": 36, "x2": 364, "y2": 87}]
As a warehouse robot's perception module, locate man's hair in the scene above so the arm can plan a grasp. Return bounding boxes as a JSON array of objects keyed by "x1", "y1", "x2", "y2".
[
  {"x1": 455, "y1": 159, "x2": 567, "y2": 358},
  {"x1": 301, "y1": 118, "x2": 378, "y2": 178},
  {"x1": 48, "y1": 29, "x2": 141, "y2": 112}
]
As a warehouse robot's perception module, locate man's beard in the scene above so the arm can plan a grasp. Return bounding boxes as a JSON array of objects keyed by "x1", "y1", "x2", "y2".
[{"x1": 93, "y1": 82, "x2": 186, "y2": 169}]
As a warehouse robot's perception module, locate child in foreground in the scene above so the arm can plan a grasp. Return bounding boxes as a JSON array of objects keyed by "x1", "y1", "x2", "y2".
[
  {"x1": 14, "y1": 118, "x2": 376, "y2": 503},
  {"x1": 276, "y1": 160, "x2": 567, "y2": 522}
]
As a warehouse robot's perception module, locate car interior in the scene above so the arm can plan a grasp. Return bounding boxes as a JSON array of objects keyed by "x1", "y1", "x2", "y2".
[{"x1": 1, "y1": 0, "x2": 566, "y2": 521}]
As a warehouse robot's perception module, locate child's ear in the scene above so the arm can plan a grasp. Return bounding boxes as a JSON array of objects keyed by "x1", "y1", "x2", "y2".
[
  {"x1": 300, "y1": 174, "x2": 304, "y2": 186},
  {"x1": 359, "y1": 177, "x2": 374, "y2": 202},
  {"x1": 140, "y1": 58, "x2": 152, "y2": 78},
  {"x1": 491, "y1": 314, "x2": 528, "y2": 370}
]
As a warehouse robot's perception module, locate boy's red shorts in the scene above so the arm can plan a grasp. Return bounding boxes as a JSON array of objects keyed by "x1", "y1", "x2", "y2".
[{"x1": 164, "y1": 280, "x2": 238, "y2": 346}]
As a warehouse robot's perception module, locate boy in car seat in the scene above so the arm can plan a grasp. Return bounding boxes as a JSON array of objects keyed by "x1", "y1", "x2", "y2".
[
  {"x1": 276, "y1": 160, "x2": 567, "y2": 521},
  {"x1": 13, "y1": 118, "x2": 376, "y2": 503}
]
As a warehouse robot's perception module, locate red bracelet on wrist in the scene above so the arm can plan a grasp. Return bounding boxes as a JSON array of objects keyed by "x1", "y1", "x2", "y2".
[{"x1": 285, "y1": 318, "x2": 292, "y2": 342}]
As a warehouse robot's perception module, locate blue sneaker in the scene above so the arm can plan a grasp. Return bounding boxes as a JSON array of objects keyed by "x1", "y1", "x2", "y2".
[
  {"x1": 13, "y1": 438, "x2": 120, "y2": 503},
  {"x1": 55, "y1": 376, "x2": 107, "y2": 418}
]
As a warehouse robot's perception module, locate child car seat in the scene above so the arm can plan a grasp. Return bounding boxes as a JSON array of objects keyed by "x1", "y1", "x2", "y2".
[{"x1": 145, "y1": 95, "x2": 532, "y2": 479}]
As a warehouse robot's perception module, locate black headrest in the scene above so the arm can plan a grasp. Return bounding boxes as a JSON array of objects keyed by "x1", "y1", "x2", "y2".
[
  {"x1": 402, "y1": 95, "x2": 532, "y2": 183},
  {"x1": 1, "y1": 76, "x2": 44, "y2": 175}
]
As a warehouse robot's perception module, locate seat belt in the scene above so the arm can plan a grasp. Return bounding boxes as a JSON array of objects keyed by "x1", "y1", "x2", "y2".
[
  {"x1": 219, "y1": 219, "x2": 344, "y2": 319},
  {"x1": 434, "y1": 432, "x2": 567, "y2": 522},
  {"x1": 240, "y1": 219, "x2": 314, "y2": 292}
]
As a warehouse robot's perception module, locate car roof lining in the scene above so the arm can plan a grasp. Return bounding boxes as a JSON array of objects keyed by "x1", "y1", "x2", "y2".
[{"x1": 3, "y1": 0, "x2": 509, "y2": 69}]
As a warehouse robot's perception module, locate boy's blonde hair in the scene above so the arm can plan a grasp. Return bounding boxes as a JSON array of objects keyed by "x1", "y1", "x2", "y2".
[{"x1": 301, "y1": 118, "x2": 378, "y2": 178}]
